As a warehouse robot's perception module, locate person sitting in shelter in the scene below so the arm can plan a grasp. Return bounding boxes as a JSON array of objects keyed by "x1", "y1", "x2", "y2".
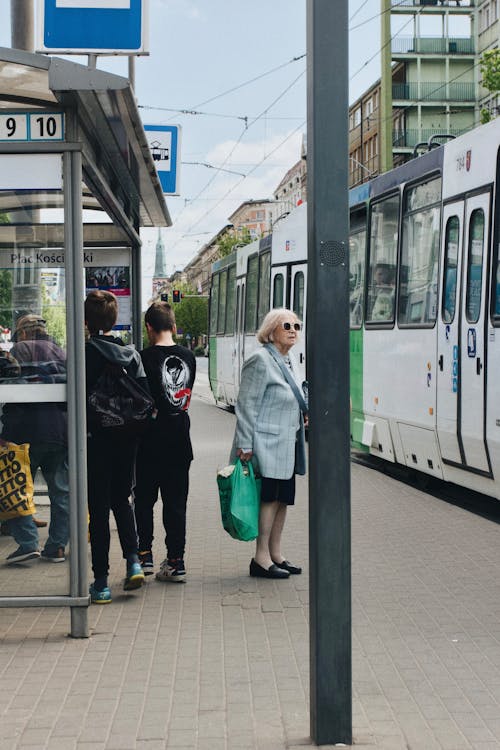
[{"x1": 2, "y1": 314, "x2": 69, "y2": 564}]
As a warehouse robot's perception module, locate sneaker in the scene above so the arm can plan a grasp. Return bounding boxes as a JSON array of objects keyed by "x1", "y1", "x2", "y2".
[
  {"x1": 41, "y1": 547, "x2": 65, "y2": 563},
  {"x1": 139, "y1": 550, "x2": 154, "y2": 576},
  {"x1": 155, "y1": 557, "x2": 186, "y2": 583},
  {"x1": 124, "y1": 561, "x2": 145, "y2": 591},
  {"x1": 6, "y1": 547, "x2": 40, "y2": 564},
  {"x1": 89, "y1": 583, "x2": 112, "y2": 604}
]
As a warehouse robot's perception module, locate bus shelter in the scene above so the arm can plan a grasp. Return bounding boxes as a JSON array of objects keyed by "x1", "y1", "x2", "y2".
[{"x1": 0, "y1": 47, "x2": 171, "y2": 636}]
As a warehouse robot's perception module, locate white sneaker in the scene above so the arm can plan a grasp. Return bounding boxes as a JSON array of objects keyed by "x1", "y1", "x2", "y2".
[{"x1": 155, "y1": 558, "x2": 186, "y2": 583}]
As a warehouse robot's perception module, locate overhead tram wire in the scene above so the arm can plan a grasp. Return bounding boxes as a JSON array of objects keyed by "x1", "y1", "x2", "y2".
[
  {"x1": 171, "y1": 68, "x2": 306, "y2": 226},
  {"x1": 176, "y1": 119, "x2": 306, "y2": 242}
]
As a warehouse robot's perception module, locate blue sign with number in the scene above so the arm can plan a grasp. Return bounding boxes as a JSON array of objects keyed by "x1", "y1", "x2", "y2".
[
  {"x1": 40, "y1": 0, "x2": 147, "y2": 53},
  {"x1": 144, "y1": 125, "x2": 181, "y2": 195}
]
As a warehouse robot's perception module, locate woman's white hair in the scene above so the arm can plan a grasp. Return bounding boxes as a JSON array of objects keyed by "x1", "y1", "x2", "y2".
[{"x1": 257, "y1": 308, "x2": 301, "y2": 344}]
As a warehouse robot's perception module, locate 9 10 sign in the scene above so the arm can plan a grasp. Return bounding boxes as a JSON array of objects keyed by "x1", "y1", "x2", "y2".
[{"x1": 0, "y1": 113, "x2": 64, "y2": 142}]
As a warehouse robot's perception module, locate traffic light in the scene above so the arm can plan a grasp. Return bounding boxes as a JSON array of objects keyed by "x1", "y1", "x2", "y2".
[
  {"x1": 160, "y1": 293, "x2": 168, "y2": 302},
  {"x1": 172, "y1": 289, "x2": 181, "y2": 303}
]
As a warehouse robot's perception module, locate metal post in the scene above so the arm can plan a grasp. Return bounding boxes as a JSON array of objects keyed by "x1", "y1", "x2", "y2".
[
  {"x1": 131, "y1": 240, "x2": 142, "y2": 347},
  {"x1": 64, "y1": 150, "x2": 89, "y2": 638},
  {"x1": 380, "y1": 0, "x2": 393, "y2": 172},
  {"x1": 128, "y1": 56, "x2": 136, "y2": 91},
  {"x1": 10, "y1": 0, "x2": 34, "y2": 51},
  {"x1": 306, "y1": 0, "x2": 351, "y2": 745}
]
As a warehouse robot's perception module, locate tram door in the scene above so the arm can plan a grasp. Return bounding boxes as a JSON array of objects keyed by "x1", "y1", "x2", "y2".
[
  {"x1": 291, "y1": 265, "x2": 307, "y2": 379},
  {"x1": 437, "y1": 193, "x2": 491, "y2": 473},
  {"x1": 459, "y1": 192, "x2": 490, "y2": 473},
  {"x1": 437, "y1": 202, "x2": 464, "y2": 464}
]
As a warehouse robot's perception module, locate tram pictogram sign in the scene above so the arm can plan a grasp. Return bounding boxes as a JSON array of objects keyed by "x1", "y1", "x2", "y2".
[{"x1": 144, "y1": 125, "x2": 181, "y2": 195}]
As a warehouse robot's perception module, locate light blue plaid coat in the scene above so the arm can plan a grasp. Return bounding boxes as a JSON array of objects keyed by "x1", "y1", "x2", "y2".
[{"x1": 230, "y1": 346, "x2": 306, "y2": 479}]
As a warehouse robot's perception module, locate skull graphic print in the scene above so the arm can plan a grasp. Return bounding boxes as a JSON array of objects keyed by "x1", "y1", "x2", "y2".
[{"x1": 162, "y1": 355, "x2": 192, "y2": 410}]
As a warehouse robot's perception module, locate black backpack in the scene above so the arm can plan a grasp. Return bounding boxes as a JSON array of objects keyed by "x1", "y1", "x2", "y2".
[{"x1": 87, "y1": 362, "x2": 155, "y2": 434}]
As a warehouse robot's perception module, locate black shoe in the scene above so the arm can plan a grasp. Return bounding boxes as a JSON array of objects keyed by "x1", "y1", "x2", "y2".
[
  {"x1": 272, "y1": 559, "x2": 302, "y2": 575},
  {"x1": 249, "y1": 559, "x2": 289, "y2": 579}
]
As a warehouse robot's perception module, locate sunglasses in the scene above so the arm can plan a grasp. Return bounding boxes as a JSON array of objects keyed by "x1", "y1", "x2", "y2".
[{"x1": 282, "y1": 322, "x2": 301, "y2": 331}]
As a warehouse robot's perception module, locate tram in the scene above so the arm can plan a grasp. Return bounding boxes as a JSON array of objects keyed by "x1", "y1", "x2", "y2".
[{"x1": 209, "y1": 117, "x2": 500, "y2": 499}]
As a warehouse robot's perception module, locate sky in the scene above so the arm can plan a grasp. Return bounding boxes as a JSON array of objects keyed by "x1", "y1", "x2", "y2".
[{"x1": 0, "y1": 0, "x2": 467, "y2": 303}]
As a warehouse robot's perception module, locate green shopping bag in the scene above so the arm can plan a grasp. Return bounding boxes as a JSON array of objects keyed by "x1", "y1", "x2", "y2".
[{"x1": 217, "y1": 459, "x2": 260, "y2": 541}]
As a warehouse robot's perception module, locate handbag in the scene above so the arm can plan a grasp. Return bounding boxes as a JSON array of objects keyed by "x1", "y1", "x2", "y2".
[
  {"x1": 217, "y1": 459, "x2": 260, "y2": 541},
  {"x1": 0, "y1": 441, "x2": 35, "y2": 520}
]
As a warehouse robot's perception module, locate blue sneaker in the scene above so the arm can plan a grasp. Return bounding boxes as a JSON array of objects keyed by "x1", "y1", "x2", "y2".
[
  {"x1": 124, "y1": 561, "x2": 145, "y2": 591},
  {"x1": 6, "y1": 547, "x2": 40, "y2": 564},
  {"x1": 89, "y1": 583, "x2": 112, "y2": 604}
]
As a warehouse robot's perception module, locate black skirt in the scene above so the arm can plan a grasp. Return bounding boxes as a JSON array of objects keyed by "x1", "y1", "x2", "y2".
[{"x1": 260, "y1": 475, "x2": 296, "y2": 506}]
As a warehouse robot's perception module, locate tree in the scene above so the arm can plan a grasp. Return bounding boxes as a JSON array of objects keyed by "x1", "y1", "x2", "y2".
[
  {"x1": 217, "y1": 227, "x2": 255, "y2": 258},
  {"x1": 173, "y1": 296, "x2": 208, "y2": 347},
  {"x1": 480, "y1": 48, "x2": 500, "y2": 123},
  {"x1": 41, "y1": 284, "x2": 66, "y2": 348}
]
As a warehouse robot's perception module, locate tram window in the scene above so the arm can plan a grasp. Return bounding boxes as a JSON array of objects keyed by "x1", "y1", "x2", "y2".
[
  {"x1": 210, "y1": 273, "x2": 219, "y2": 334},
  {"x1": 245, "y1": 255, "x2": 259, "y2": 332},
  {"x1": 442, "y1": 216, "x2": 459, "y2": 324},
  {"x1": 466, "y1": 209, "x2": 484, "y2": 324},
  {"x1": 398, "y1": 179, "x2": 441, "y2": 326},
  {"x1": 367, "y1": 194, "x2": 399, "y2": 323},
  {"x1": 225, "y1": 266, "x2": 236, "y2": 334},
  {"x1": 293, "y1": 271, "x2": 304, "y2": 319},
  {"x1": 217, "y1": 270, "x2": 227, "y2": 334},
  {"x1": 349, "y1": 229, "x2": 366, "y2": 328},
  {"x1": 257, "y1": 252, "x2": 271, "y2": 327},
  {"x1": 273, "y1": 274, "x2": 284, "y2": 308}
]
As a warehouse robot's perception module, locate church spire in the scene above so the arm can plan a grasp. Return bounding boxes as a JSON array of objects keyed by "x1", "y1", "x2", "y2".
[{"x1": 154, "y1": 228, "x2": 167, "y2": 278}]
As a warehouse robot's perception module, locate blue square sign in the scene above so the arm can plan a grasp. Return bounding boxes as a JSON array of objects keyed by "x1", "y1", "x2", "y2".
[
  {"x1": 38, "y1": 0, "x2": 148, "y2": 54},
  {"x1": 144, "y1": 125, "x2": 181, "y2": 195}
]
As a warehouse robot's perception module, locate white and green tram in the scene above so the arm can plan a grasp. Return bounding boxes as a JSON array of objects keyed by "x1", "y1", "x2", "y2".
[{"x1": 209, "y1": 117, "x2": 500, "y2": 499}]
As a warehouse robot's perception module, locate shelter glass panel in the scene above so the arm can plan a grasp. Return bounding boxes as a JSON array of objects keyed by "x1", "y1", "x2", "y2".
[
  {"x1": 0, "y1": 154, "x2": 69, "y2": 597},
  {"x1": 293, "y1": 271, "x2": 304, "y2": 319},
  {"x1": 367, "y1": 194, "x2": 399, "y2": 323}
]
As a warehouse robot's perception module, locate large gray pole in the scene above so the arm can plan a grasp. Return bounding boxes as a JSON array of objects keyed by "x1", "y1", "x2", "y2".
[
  {"x1": 11, "y1": 0, "x2": 35, "y2": 51},
  {"x1": 307, "y1": 0, "x2": 351, "y2": 745}
]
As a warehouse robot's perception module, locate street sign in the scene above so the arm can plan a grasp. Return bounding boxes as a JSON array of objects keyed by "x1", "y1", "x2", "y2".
[
  {"x1": 0, "y1": 112, "x2": 64, "y2": 142},
  {"x1": 37, "y1": 0, "x2": 149, "y2": 54},
  {"x1": 144, "y1": 125, "x2": 181, "y2": 195}
]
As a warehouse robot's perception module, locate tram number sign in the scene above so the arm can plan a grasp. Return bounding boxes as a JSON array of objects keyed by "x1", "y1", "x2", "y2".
[{"x1": 0, "y1": 113, "x2": 64, "y2": 142}]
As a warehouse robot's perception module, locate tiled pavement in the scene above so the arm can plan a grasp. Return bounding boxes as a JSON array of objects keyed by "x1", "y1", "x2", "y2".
[{"x1": 1, "y1": 369, "x2": 500, "y2": 749}]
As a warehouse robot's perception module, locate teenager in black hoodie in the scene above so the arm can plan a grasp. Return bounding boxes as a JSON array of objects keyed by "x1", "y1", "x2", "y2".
[{"x1": 85, "y1": 291, "x2": 148, "y2": 604}]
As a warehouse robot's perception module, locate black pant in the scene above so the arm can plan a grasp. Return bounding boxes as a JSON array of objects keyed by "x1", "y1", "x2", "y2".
[
  {"x1": 134, "y1": 437, "x2": 191, "y2": 560},
  {"x1": 87, "y1": 432, "x2": 139, "y2": 579}
]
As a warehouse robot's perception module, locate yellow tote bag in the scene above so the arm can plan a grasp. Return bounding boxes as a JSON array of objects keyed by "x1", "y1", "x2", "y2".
[{"x1": 0, "y1": 442, "x2": 35, "y2": 520}]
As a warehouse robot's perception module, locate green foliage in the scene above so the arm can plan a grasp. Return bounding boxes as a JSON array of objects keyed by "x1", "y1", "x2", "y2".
[
  {"x1": 173, "y1": 296, "x2": 208, "y2": 346},
  {"x1": 217, "y1": 227, "x2": 255, "y2": 258},
  {"x1": 193, "y1": 345, "x2": 206, "y2": 357},
  {"x1": 481, "y1": 108, "x2": 492, "y2": 125},
  {"x1": 0, "y1": 271, "x2": 12, "y2": 329},
  {"x1": 480, "y1": 49, "x2": 500, "y2": 93},
  {"x1": 41, "y1": 285, "x2": 66, "y2": 347}
]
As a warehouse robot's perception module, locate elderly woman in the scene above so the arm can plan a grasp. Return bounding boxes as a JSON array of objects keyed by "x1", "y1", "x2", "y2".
[{"x1": 231, "y1": 308, "x2": 307, "y2": 579}]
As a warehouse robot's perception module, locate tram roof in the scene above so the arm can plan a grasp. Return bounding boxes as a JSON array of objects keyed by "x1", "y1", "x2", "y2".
[{"x1": 0, "y1": 47, "x2": 171, "y2": 238}]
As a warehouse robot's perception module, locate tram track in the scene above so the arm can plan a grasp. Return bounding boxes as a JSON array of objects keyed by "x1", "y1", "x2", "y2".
[{"x1": 351, "y1": 450, "x2": 500, "y2": 524}]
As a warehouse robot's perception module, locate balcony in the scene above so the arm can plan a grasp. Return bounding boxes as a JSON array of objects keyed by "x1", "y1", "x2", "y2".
[
  {"x1": 392, "y1": 37, "x2": 474, "y2": 55},
  {"x1": 391, "y1": 0, "x2": 473, "y2": 7},
  {"x1": 392, "y1": 128, "x2": 469, "y2": 148},
  {"x1": 392, "y1": 81, "x2": 476, "y2": 101}
]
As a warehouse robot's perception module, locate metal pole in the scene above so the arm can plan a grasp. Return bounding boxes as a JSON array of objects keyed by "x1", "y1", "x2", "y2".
[
  {"x1": 128, "y1": 56, "x2": 136, "y2": 91},
  {"x1": 380, "y1": 0, "x2": 393, "y2": 172},
  {"x1": 306, "y1": 0, "x2": 351, "y2": 745},
  {"x1": 64, "y1": 150, "x2": 89, "y2": 638},
  {"x1": 10, "y1": 0, "x2": 34, "y2": 51}
]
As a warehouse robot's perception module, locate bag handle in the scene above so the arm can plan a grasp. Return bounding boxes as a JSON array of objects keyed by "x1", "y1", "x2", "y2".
[{"x1": 264, "y1": 344, "x2": 308, "y2": 415}]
